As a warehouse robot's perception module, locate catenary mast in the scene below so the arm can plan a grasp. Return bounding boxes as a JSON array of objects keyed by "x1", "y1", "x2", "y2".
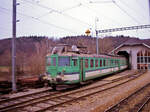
[{"x1": 12, "y1": 0, "x2": 17, "y2": 92}]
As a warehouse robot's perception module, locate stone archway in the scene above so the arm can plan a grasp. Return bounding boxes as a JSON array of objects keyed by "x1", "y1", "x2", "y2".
[{"x1": 117, "y1": 51, "x2": 130, "y2": 69}]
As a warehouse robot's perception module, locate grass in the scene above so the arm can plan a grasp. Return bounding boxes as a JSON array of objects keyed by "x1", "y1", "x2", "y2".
[{"x1": 0, "y1": 66, "x2": 10, "y2": 72}]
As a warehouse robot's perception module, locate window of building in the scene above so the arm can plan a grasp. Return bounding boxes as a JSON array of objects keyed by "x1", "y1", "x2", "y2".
[
  {"x1": 137, "y1": 57, "x2": 140, "y2": 63},
  {"x1": 148, "y1": 57, "x2": 150, "y2": 63},
  {"x1": 141, "y1": 66, "x2": 143, "y2": 69},
  {"x1": 137, "y1": 50, "x2": 150, "y2": 69},
  {"x1": 137, "y1": 64, "x2": 140, "y2": 69},
  {"x1": 141, "y1": 57, "x2": 143, "y2": 63},
  {"x1": 145, "y1": 57, "x2": 148, "y2": 63}
]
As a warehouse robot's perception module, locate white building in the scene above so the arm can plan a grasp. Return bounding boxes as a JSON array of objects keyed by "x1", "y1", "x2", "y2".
[{"x1": 110, "y1": 39, "x2": 150, "y2": 70}]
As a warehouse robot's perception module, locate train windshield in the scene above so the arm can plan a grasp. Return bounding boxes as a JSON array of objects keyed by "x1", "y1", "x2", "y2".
[
  {"x1": 47, "y1": 57, "x2": 56, "y2": 66},
  {"x1": 58, "y1": 57, "x2": 70, "y2": 66},
  {"x1": 47, "y1": 57, "x2": 51, "y2": 66}
]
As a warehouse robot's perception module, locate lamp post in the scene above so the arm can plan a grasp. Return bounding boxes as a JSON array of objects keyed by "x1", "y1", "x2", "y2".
[{"x1": 149, "y1": 0, "x2": 150, "y2": 23}]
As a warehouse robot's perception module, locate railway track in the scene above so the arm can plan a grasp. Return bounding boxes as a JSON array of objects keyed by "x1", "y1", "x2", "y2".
[
  {"x1": 0, "y1": 88, "x2": 60, "y2": 111},
  {"x1": 104, "y1": 75, "x2": 150, "y2": 112},
  {"x1": 0, "y1": 71, "x2": 145, "y2": 112},
  {"x1": 136, "y1": 95, "x2": 150, "y2": 112}
]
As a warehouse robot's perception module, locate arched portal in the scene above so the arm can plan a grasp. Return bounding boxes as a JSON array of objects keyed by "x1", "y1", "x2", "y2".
[{"x1": 117, "y1": 51, "x2": 130, "y2": 69}]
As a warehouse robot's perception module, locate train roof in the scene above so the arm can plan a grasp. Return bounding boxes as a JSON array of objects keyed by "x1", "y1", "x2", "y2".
[
  {"x1": 47, "y1": 52, "x2": 125, "y2": 59},
  {"x1": 48, "y1": 44, "x2": 126, "y2": 59}
]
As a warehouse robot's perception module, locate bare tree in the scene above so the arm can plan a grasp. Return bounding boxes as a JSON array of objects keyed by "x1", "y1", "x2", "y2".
[
  {"x1": 29, "y1": 39, "x2": 48, "y2": 75},
  {"x1": 99, "y1": 38, "x2": 114, "y2": 54}
]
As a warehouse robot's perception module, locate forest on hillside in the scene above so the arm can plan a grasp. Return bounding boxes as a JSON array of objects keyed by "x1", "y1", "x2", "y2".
[{"x1": 0, "y1": 35, "x2": 149, "y2": 79}]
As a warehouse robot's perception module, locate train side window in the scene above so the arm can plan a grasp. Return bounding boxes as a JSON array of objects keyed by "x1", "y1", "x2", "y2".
[
  {"x1": 95, "y1": 59, "x2": 98, "y2": 67},
  {"x1": 58, "y1": 57, "x2": 70, "y2": 66},
  {"x1": 116, "y1": 60, "x2": 119, "y2": 65},
  {"x1": 111, "y1": 60, "x2": 113, "y2": 66},
  {"x1": 47, "y1": 57, "x2": 51, "y2": 66},
  {"x1": 103, "y1": 59, "x2": 106, "y2": 66},
  {"x1": 115, "y1": 60, "x2": 117, "y2": 65},
  {"x1": 109, "y1": 60, "x2": 111, "y2": 66},
  {"x1": 72, "y1": 59, "x2": 77, "y2": 66},
  {"x1": 85, "y1": 59, "x2": 89, "y2": 68},
  {"x1": 52, "y1": 57, "x2": 56, "y2": 66},
  {"x1": 90, "y1": 59, "x2": 94, "y2": 68},
  {"x1": 100, "y1": 59, "x2": 102, "y2": 67},
  {"x1": 106, "y1": 59, "x2": 108, "y2": 66}
]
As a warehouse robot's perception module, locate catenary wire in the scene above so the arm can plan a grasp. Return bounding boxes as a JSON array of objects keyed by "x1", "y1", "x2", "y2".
[
  {"x1": 117, "y1": 0, "x2": 150, "y2": 33},
  {"x1": 19, "y1": 0, "x2": 93, "y2": 27},
  {"x1": 37, "y1": 3, "x2": 82, "y2": 18},
  {"x1": 112, "y1": 0, "x2": 140, "y2": 24},
  {"x1": 74, "y1": 0, "x2": 124, "y2": 26},
  {"x1": 119, "y1": 0, "x2": 148, "y2": 23},
  {"x1": 0, "y1": 6, "x2": 79, "y2": 34}
]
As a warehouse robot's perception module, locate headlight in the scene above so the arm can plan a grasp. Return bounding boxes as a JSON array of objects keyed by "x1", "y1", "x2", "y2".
[{"x1": 43, "y1": 75, "x2": 52, "y2": 80}]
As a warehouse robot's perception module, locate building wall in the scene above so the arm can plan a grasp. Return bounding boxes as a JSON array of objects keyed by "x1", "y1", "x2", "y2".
[{"x1": 114, "y1": 45, "x2": 150, "y2": 70}]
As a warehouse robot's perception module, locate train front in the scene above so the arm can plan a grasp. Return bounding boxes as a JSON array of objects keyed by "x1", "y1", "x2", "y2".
[
  {"x1": 43, "y1": 53, "x2": 80, "y2": 90},
  {"x1": 42, "y1": 44, "x2": 83, "y2": 89}
]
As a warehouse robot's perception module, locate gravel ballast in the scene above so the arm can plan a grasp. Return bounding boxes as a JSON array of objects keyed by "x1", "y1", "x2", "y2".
[{"x1": 57, "y1": 71, "x2": 150, "y2": 112}]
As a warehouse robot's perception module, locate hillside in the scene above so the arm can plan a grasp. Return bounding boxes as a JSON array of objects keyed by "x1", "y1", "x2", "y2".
[{"x1": 0, "y1": 35, "x2": 149, "y2": 78}]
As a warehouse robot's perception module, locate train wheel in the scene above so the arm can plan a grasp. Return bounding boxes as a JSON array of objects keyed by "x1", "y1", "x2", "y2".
[{"x1": 51, "y1": 84, "x2": 56, "y2": 90}]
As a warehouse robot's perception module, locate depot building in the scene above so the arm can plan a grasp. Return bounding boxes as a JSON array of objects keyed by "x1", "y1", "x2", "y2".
[{"x1": 110, "y1": 39, "x2": 150, "y2": 70}]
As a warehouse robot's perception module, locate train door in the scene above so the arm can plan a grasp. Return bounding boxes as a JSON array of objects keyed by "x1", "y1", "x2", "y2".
[
  {"x1": 79, "y1": 58, "x2": 85, "y2": 82},
  {"x1": 118, "y1": 60, "x2": 121, "y2": 70}
]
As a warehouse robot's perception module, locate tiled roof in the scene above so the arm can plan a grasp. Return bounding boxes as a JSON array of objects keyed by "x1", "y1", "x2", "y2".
[
  {"x1": 115, "y1": 37, "x2": 150, "y2": 47},
  {"x1": 123, "y1": 38, "x2": 143, "y2": 45},
  {"x1": 110, "y1": 38, "x2": 150, "y2": 54}
]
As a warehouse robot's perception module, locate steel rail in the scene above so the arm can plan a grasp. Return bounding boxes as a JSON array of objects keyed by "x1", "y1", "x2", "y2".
[
  {"x1": 35, "y1": 71, "x2": 145, "y2": 112},
  {"x1": 0, "y1": 88, "x2": 56, "y2": 110},
  {"x1": 0, "y1": 71, "x2": 135, "y2": 104},
  {"x1": 136, "y1": 96, "x2": 150, "y2": 112},
  {"x1": 0, "y1": 71, "x2": 144, "y2": 112},
  {"x1": 0, "y1": 88, "x2": 51, "y2": 103},
  {"x1": 104, "y1": 75, "x2": 150, "y2": 112}
]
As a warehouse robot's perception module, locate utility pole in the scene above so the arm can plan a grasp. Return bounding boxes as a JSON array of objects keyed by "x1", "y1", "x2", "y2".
[
  {"x1": 148, "y1": 0, "x2": 150, "y2": 22},
  {"x1": 12, "y1": 0, "x2": 17, "y2": 92},
  {"x1": 95, "y1": 17, "x2": 99, "y2": 55}
]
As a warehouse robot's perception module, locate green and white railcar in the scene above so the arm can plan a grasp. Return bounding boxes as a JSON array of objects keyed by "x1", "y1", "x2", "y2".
[{"x1": 44, "y1": 53, "x2": 128, "y2": 89}]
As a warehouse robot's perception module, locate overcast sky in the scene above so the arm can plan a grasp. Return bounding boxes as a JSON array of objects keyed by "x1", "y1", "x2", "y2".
[{"x1": 0, "y1": 0, "x2": 150, "y2": 39}]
